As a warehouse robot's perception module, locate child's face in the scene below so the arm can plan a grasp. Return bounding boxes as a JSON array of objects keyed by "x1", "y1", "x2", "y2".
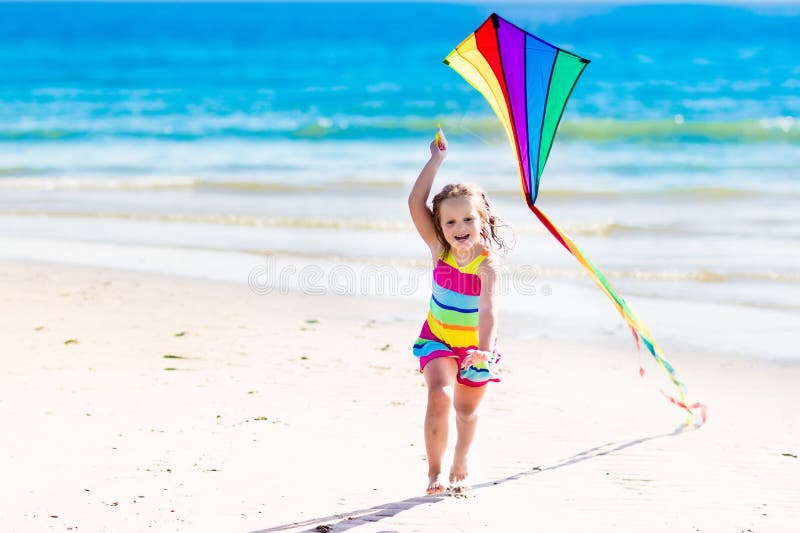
[{"x1": 438, "y1": 196, "x2": 483, "y2": 253}]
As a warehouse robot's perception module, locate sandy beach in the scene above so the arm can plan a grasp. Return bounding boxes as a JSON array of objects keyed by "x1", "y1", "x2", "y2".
[{"x1": 2, "y1": 259, "x2": 798, "y2": 532}]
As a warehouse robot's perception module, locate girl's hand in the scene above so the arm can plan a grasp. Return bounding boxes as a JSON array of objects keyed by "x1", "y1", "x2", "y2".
[
  {"x1": 430, "y1": 127, "x2": 447, "y2": 161},
  {"x1": 461, "y1": 348, "x2": 493, "y2": 369}
]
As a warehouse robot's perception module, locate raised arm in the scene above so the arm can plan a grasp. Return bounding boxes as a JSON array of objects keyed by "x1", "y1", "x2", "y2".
[{"x1": 408, "y1": 129, "x2": 448, "y2": 255}]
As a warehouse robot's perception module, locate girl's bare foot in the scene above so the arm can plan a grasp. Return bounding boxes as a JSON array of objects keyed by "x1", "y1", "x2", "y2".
[
  {"x1": 427, "y1": 472, "x2": 446, "y2": 495},
  {"x1": 449, "y1": 456, "x2": 469, "y2": 486}
]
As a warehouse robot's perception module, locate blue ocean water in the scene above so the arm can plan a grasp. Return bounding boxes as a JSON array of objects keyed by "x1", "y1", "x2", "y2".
[
  {"x1": 0, "y1": 2, "x2": 797, "y2": 197},
  {"x1": 0, "y1": 3, "x2": 798, "y2": 358},
  {"x1": 1, "y1": 2, "x2": 798, "y2": 142},
  {"x1": 0, "y1": 2, "x2": 797, "y2": 193}
]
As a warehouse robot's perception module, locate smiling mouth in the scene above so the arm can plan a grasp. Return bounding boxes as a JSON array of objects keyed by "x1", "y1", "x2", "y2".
[{"x1": 454, "y1": 233, "x2": 470, "y2": 242}]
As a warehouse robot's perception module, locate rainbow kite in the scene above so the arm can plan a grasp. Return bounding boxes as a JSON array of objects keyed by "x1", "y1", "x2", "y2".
[{"x1": 444, "y1": 13, "x2": 706, "y2": 424}]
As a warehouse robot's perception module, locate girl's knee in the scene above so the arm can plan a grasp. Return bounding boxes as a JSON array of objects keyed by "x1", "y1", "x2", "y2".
[
  {"x1": 427, "y1": 387, "x2": 452, "y2": 413},
  {"x1": 454, "y1": 403, "x2": 479, "y2": 422},
  {"x1": 453, "y1": 386, "x2": 486, "y2": 419}
]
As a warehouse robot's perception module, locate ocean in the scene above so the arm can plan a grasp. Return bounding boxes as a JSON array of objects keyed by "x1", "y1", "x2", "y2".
[{"x1": 1, "y1": 2, "x2": 798, "y2": 359}]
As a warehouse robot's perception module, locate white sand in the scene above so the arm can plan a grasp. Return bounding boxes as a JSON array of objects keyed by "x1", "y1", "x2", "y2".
[{"x1": 1, "y1": 260, "x2": 798, "y2": 532}]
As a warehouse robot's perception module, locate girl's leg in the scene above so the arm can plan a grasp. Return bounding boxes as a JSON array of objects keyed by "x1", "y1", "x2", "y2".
[
  {"x1": 422, "y1": 356, "x2": 458, "y2": 495},
  {"x1": 450, "y1": 382, "x2": 488, "y2": 485}
]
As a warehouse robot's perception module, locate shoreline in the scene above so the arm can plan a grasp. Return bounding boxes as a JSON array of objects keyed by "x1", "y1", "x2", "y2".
[{"x1": 1, "y1": 231, "x2": 798, "y2": 364}]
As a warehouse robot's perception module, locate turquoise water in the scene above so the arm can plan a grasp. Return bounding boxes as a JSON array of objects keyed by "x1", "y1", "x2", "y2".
[
  {"x1": 2, "y1": 3, "x2": 799, "y2": 130},
  {"x1": 1, "y1": 2, "x2": 798, "y2": 172},
  {"x1": 1, "y1": 2, "x2": 798, "y2": 192}
]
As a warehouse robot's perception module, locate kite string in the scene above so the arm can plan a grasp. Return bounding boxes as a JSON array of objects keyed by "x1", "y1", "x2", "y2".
[{"x1": 529, "y1": 204, "x2": 707, "y2": 425}]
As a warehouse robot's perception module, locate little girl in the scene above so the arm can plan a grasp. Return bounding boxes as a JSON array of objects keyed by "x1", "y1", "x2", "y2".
[{"x1": 408, "y1": 128, "x2": 509, "y2": 495}]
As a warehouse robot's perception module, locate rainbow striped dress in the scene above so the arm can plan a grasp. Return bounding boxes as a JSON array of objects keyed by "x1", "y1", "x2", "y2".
[{"x1": 413, "y1": 249, "x2": 500, "y2": 387}]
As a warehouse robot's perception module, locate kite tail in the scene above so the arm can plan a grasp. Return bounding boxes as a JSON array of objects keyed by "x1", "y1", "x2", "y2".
[{"x1": 529, "y1": 204, "x2": 707, "y2": 426}]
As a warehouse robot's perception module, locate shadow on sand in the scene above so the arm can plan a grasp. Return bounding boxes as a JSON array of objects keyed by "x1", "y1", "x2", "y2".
[{"x1": 252, "y1": 423, "x2": 694, "y2": 533}]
